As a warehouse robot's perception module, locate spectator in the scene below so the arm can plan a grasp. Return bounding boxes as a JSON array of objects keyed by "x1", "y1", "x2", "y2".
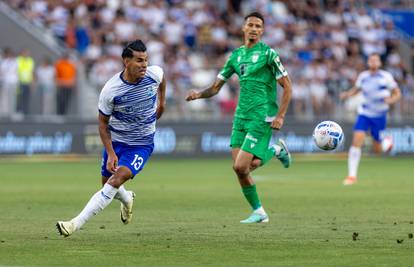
[
  {"x1": 89, "y1": 54, "x2": 122, "y2": 90},
  {"x1": 55, "y1": 54, "x2": 76, "y2": 115},
  {"x1": 291, "y1": 77, "x2": 309, "y2": 118},
  {"x1": 36, "y1": 58, "x2": 56, "y2": 115},
  {"x1": 0, "y1": 48, "x2": 18, "y2": 118},
  {"x1": 5, "y1": 0, "x2": 413, "y2": 121},
  {"x1": 16, "y1": 49, "x2": 35, "y2": 116}
]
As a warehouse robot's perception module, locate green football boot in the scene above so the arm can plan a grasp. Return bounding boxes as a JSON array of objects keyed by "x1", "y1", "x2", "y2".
[{"x1": 274, "y1": 139, "x2": 291, "y2": 168}]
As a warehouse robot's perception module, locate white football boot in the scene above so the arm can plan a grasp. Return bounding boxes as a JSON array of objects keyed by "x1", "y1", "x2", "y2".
[
  {"x1": 121, "y1": 191, "x2": 136, "y2": 224},
  {"x1": 56, "y1": 221, "x2": 76, "y2": 237}
]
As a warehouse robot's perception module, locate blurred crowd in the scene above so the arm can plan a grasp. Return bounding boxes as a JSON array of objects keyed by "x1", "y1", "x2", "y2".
[
  {"x1": 0, "y1": 47, "x2": 77, "y2": 118},
  {"x1": 1, "y1": 0, "x2": 414, "y2": 120}
]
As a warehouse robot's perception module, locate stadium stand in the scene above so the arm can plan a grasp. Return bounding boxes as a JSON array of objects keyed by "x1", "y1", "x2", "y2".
[{"x1": 1, "y1": 0, "x2": 413, "y2": 121}]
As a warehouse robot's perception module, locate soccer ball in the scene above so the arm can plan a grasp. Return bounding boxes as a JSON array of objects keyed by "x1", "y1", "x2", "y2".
[{"x1": 313, "y1": 121, "x2": 344, "y2": 151}]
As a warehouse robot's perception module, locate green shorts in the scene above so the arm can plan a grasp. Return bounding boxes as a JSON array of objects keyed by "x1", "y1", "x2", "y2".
[{"x1": 230, "y1": 117, "x2": 272, "y2": 159}]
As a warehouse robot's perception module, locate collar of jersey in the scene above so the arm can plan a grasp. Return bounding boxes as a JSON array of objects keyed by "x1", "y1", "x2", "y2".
[
  {"x1": 242, "y1": 41, "x2": 262, "y2": 50},
  {"x1": 120, "y1": 70, "x2": 144, "y2": 86}
]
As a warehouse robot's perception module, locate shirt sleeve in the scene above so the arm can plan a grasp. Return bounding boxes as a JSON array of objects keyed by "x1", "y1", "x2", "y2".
[
  {"x1": 98, "y1": 85, "x2": 113, "y2": 116},
  {"x1": 267, "y1": 48, "x2": 288, "y2": 80},
  {"x1": 354, "y1": 73, "x2": 364, "y2": 89},
  {"x1": 217, "y1": 52, "x2": 235, "y2": 81},
  {"x1": 147, "y1": 65, "x2": 164, "y2": 84},
  {"x1": 386, "y1": 72, "x2": 398, "y2": 89}
]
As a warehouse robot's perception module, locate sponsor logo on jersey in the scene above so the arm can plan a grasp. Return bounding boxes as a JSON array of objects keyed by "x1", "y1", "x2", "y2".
[{"x1": 246, "y1": 133, "x2": 258, "y2": 143}]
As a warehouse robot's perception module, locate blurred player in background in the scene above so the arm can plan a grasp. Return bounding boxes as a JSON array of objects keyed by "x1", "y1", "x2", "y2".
[
  {"x1": 186, "y1": 12, "x2": 292, "y2": 223},
  {"x1": 56, "y1": 40, "x2": 166, "y2": 236},
  {"x1": 341, "y1": 53, "x2": 401, "y2": 185}
]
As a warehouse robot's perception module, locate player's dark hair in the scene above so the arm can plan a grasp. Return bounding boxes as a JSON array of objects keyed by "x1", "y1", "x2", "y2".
[
  {"x1": 122, "y1": 40, "x2": 147, "y2": 58},
  {"x1": 244, "y1": 12, "x2": 265, "y2": 24}
]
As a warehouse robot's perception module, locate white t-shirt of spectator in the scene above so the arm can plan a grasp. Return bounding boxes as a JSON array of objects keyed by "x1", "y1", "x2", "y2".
[
  {"x1": 361, "y1": 26, "x2": 384, "y2": 56},
  {"x1": 146, "y1": 40, "x2": 165, "y2": 66},
  {"x1": 90, "y1": 57, "x2": 123, "y2": 88},
  {"x1": 163, "y1": 19, "x2": 183, "y2": 45},
  {"x1": 0, "y1": 57, "x2": 18, "y2": 85},
  {"x1": 324, "y1": 11, "x2": 343, "y2": 26},
  {"x1": 36, "y1": 65, "x2": 55, "y2": 87},
  {"x1": 114, "y1": 19, "x2": 136, "y2": 42}
]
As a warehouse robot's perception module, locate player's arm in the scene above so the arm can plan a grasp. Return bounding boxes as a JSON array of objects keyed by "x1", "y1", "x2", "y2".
[
  {"x1": 185, "y1": 78, "x2": 226, "y2": 101},
  {"x1": 156, "y1": 75, "x2": 166, "y2": 119},
  {"x1": 186, "y1": 52, "x2": 234, "y2": 101},
  {"x1": 268, "y1": 50, "x2": 291, "y2": 130},
  {"x1": 272, "y1": 75, "x2": 292, "y2": 130},
  {"x1": 340, "y1": 86, "x2": 361, "y2": 100},
  {"x1": 384, "y1": 86, "x2": 401, "y2": 105},
  {"x1": 98, "y1": 113, "x2": 117, "y2": 174}
]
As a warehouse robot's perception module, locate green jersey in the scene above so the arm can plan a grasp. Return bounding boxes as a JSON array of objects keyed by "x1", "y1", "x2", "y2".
[{"x1": 218, "y1": 42, "x2": 288, "y2": 121}]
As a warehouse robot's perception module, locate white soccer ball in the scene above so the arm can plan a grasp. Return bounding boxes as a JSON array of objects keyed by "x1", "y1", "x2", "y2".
[{"x1": 313, "y1": 121, "x2": 344, "y2": 151}]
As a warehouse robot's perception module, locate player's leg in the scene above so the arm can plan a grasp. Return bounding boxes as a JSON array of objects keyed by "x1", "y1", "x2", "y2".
[
  {"x1": 345, "y1": 131, "x2": 365, "y2": 183},
  {"x1": 102, "y1": 175, "x2": 134, "y2": 213},
  {"x1": 101, "y1": 150, "x2": 134, "y2": 210},
  {"x1": 232, "y1": 149, "x2": 269, "y2": 223},
  {"x1": 57, "y1": 167, "x2": 132, "y2": 237},
  {"x1": 261, "y1": 139, "x2": 291, "y2": 168},
  {"x1": 252, "y1": 120, "x2": 291, "y2": 168},
  {"x1": 250, "y1": 157, "x2": 261, "y2": 171},
  {"x1": 230, "y1": 119, "x2": 268, "y2": 223},
  {"x1": 344, "y1": 115, "x2": 370, "y2": 185},
  {"x1": 57, "y1": 144, "x2": 153, "y2": 236},
  {"x1": 371, "y1": 116, "x2": 391, "y2": 154},
  {"x1": 108, "y1": 144, "x2": 153, "y2": 225},
  {"x1": 232, "y1": 144, "x2": 263, "y2": 215},
  {"x1": 102, "y1": 175, "x2": 135, "y2": 224}
]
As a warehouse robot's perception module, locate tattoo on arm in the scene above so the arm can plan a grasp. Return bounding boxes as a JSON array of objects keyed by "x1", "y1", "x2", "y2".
[{"x1": 199, "y1": 79, "x2": 225, "y2": 99}]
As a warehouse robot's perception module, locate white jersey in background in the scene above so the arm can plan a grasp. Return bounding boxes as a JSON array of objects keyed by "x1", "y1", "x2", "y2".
[
  {"x1": 355, "y1": 70, "x2": 397, "y2": 118},
  {"x1": 98, "y1": 65, "x2": 163, "y2": 145}
]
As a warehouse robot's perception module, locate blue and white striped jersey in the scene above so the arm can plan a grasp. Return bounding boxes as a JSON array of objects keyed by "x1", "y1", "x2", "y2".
[
  {"x1": 355, "y1": 70, "x2": 397, "y2": 118},
  {"x1": 98, "y1": 65, "x2": 164, "y2": 145}
]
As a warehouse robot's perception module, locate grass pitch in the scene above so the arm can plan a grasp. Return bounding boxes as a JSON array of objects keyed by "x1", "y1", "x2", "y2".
[{"x1": 0, "y1": 155, "x2": 413, "y2": 266}]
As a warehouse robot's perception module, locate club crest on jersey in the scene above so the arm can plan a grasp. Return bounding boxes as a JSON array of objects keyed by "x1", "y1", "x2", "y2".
[
  {"x1": 146, "y1": 85, "x2": 157, "y2": 97},
  {"x1": 252, "y1": 53, "x2": 259, "y2": 63}
]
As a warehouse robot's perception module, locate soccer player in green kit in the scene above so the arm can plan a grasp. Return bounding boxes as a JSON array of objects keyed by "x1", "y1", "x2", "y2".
[{"x1": 186, "y1": 12, "x2": 293, "y2": 223}]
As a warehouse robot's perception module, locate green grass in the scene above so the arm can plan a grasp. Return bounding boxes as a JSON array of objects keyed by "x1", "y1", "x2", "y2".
[{"x1": 0, "y1": 156, "x2": 414, "y2": 267}]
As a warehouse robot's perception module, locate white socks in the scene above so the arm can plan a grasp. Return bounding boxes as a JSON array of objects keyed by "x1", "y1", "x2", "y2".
[
  {"x1": 273, "y1": 144, "x2": 282, "y2": 156},
  {"x1": 348, "y1": 146, "x2": 361, "y2": 178},
  {"x1": 114, "y1": 185, "x2": 133, "y2": 206},
  {"x1": 71, "y1": 183, "x2": 118, "y2": 230}
]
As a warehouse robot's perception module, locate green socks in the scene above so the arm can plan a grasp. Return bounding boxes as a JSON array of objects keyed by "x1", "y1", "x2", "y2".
[{"x1": 242, "y1": 184, "x2": 262, "y2": 210}]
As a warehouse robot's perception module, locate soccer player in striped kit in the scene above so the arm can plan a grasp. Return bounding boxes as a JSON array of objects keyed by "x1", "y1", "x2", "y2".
[
  {"x1": 341, "y1": 53, "x2": 401, "y2": 185},
  {"x1": 57, "y1": 40, "x2": 166, "y2": 236}
]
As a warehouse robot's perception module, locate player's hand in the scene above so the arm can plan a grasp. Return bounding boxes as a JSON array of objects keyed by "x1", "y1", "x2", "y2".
[
  {"x1": 106, "y1": 152, "x2": 118, "y2": 174},
  {"x1": 186, "y1": 90, "x2": 201, "y2": 101},
  {"x1": 271, "y1": 116, "x2": 284, "y2": 130}
]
